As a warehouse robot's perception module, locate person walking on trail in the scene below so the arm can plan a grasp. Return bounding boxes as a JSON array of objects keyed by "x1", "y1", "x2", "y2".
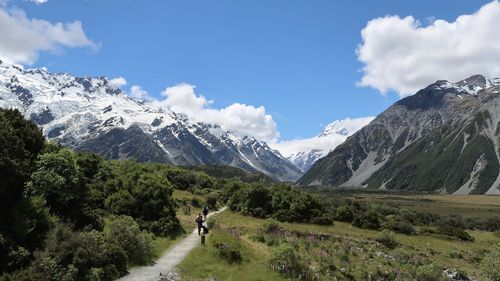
[
  {"x1": 195, "y1": 213, "x2": 208, "y2": 235},
  {"x1": 203, "y1": 206, "x2": 209, "y2": 220}
]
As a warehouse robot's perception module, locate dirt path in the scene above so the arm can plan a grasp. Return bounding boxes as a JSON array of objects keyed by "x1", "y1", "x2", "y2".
[{"x1": 117, "y1": 207, "x2": 227, "y2": 281}]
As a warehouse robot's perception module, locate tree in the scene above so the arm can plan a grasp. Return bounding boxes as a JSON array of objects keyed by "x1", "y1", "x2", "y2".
[
  {"x1": 27, "y1": 149, "x2": 97, "y2": 228},
  {"x1": 0, "y1": 109, "x2": 49, "y2": 273},
  {"x1": 103, "y1": 162, "x2": 180, "y2": 236}
]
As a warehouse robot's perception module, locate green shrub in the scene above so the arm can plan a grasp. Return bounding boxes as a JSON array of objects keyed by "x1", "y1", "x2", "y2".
[
  {"x1": 421, "y1": 226, "x2": 474, "y2": 241},
  {"x1": 210, "y1": 233, "x2": 242, "y2": 264},
  {"x1": 73, "y1": 230, "x2": 128, "y2": 280},
  {"x1": 38, "y1": 222, "x2": 80, "y2": 267},
  {"x1": 5, "y1": 246, "x2": 31, "y2": 272},
  {"x1": 335, "y1": 205, "x2": 354, "y2": 222},
  {"x1": 311, "y1": 213, "x2": 334, "y2": 225},
  {"x1": 103, "y1": 215, "x2": 154, "y2": 265},
  {"x1": 0, "y1": 257, "x2": 77, "y2": 281},
  {"x1": 382, "y1": 216, "x2": 417, "y2": 235},
  {"x1": 269, "y1": 244, "x2": 312, "y2": 280},
  {"x1": 102, "y1": 162, "x2": 181, "y2": 236},
  {"x1": 376, "y1": 230, "x2": 398, "y2": 249},
  {"x1": 191, "y1": 197, "x2": 202, "y2": 208},
  {"x1": 352, "y1": 209, "x2": 380, "y2": 230},
  {"x1": 206, "y1": 195, "x2": 217, "y2": 210},
  {"x1": 494, "y1": 230, "x2": 500, "y2": 238},
  {"x1": 264, "y1": 219, "x2": 281, "y2": 233},
  {"x1": 207, "y1": 217, "x2": 216, "y2": 229},
  {"x1": 229, "y1": 183, "x2": 329, "y2": 225}
]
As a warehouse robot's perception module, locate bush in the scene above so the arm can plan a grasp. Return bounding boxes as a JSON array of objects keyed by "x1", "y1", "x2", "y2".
[
  {"x1": 206, "y1": 195, "x2": 217, "y2": 210},
  {"x1": 264, "y1": 219, "x2": 281, "y2": 233},
  {"x1": 311, "y1": 213, "x2": 334, "y2": 226},
  {"x1": 103, "y1": 215, "x2": 154, "y2": 265},
  {"x1": 376, "y1": 230, "x2": 398, "y2": 249},
  {"x1": 494, "y1": 230, "x2": 500, "y2": 238},
  {"x1": 382, "y1": 216, "x2": 417, "y2": 235},
  {"x1": 0, "y1": 257, "x2": 77, "y2": 281},
  {"x1": 207, "y1": 217, "x2": 216, "y2": 229},
  {"x1": 421, "y1": 226, "x2": 474, "y2": 241},
  {"x1": 210, "y1": 233, "x2": 242, "y2": 264},
  {"x1": 73, "y1": 230, "x2": 128, "y2": 280},
  {"x1": 103, "y1": 163, "x2": 181, "y2": 236},
  {"x1": 480, "y1": 244, "x2": 500, "y2": 281},
  {"x1": 191, "y1": 197, "x2": 202, "y2": 208},
  {"x1": 335, "y1": 205, "x2": 354, "y2": 222},
  {"x1": 352, "y1": 209, "x2": 380, "y2": 230},
  {"x1": 269, "y1": 244, "x2": 312, "y2": 280}
]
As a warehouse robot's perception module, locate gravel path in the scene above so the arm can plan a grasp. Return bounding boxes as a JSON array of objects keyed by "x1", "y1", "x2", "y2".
[{"x1": 117, "y1": 207, "x2": 227, "y2": 281}]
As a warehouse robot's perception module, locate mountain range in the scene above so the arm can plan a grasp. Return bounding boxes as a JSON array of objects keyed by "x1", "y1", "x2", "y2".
[
  {"x1": 4, "y1": 59, "x2": 500, "y2": 194},
  {"x1": 300, "y1": 75, "x2": 500, "y2": 195},
  {"x1": 0, "y1": 60, "x2": 302, "y2": 182}
]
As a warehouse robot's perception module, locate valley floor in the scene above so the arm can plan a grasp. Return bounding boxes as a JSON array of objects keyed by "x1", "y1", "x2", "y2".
[{"x1": 177, "y1": 193, "x2": 500, "y2": 281}]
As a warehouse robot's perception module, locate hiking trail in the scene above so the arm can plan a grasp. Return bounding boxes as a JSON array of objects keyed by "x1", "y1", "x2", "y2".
[{"x1": 117, "y1": 207, "x2": 227, "y2": 281}]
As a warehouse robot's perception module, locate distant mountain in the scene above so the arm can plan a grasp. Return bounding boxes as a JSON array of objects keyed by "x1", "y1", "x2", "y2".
[
  {"x1": 273, "y1": 117, "x2": 373, "y2": 172},
  {"x1": 299, "y1": 75, "x2": 500, "y2": 195},
  {"x1": 0, "y1": 60, "x2": 302, "y2": 182}
]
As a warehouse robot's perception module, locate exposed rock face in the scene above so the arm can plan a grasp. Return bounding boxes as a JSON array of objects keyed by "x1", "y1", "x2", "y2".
[
  {"x1": 0, "y1": 60, "x2": 302, "y2": 181},
  {"x1": 299, "y1": 75, "x2": 500, "y2": 194}
]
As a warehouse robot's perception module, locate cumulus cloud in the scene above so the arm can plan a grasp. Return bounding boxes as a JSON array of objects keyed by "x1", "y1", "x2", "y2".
[
  {"x1": 130, "y1": 85, "x2": 154, "y2": 101},
  {"x1": 357, "y1": 1, "x2": 500, "y2": 97},
  {"x1": 0, "y1": 7, "x2": 97, "y2": 64},
  {"x1": 271, "y1": 117, "x2": 374, "y2": 157},
  {"x1": 109, "y1": 76, "x2": 127, "y2": 88},
  {"x1": 160, "y1": 83, "x2": 213, "y2": 115},
  {"x1": 151, "y1": 83, "x2": 279, "y2": 142}
]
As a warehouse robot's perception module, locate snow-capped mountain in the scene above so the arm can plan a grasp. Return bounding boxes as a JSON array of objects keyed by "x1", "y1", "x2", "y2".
[
  {"x1": 273, "y1": 117, "x2": 374, "y2": 172},
  {"x1": 299, "y1": 75, "x2": 500, "y2": 194},
  {"x1": 0, "y1": 60, "x2": 302, "y2": 181}
]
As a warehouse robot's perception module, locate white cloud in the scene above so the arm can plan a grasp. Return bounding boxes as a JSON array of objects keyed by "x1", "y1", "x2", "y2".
[
  {"x1": 130, "y1": 85, "x2": 154, "y2": 101},
  {"x1": 357, "y1": 1, "x2": 500, "y2": 97},
  {"x1": 0, "y1": 7, "x2": 97, "y2": 65},
  {"x1": 109, "y1": 76, "x2": 127, "y2": 88},
  {"x1": 153, "y1": 83, "x2": 279, "y2": 142},
  {"x1": 160, "y1": 83, "x2": 213, "y2": 115},
  {"x1": 271, "y1": 117, "x2": 374, "y2": 157},
  {"x1": 30, "y1": 0, "x2": 48, "y2": 4}
]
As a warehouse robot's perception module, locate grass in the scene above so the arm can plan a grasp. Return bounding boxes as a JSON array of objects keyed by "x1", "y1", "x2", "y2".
[
  {"x1": 351, "y1": 193, "x2": 500, "y2": 218},
  {"x1": 179, "y1": 210, "x2": 500, "y2": 280},
  {"x1": 311, "y1": 189, "x2": 500, "y2": 218},
  {"x1": 178, "y1": 225, "x2": 285, "y2": 281}
]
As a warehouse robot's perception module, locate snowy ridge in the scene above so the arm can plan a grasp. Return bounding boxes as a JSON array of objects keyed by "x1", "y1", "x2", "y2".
[
  {"x1": 273, "y1": 117, "x2": 374, "y2": 172},
  {"x1": 0, "y1": 60, "x2": 302, "y2": 182},
  {"x1": 435, "y1": 74, "x2": 500, "y2": 95}
]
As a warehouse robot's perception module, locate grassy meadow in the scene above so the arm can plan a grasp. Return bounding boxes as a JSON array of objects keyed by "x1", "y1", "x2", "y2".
[{"x1": 178, "y1": 192, "x2": 500, "y2": 281}]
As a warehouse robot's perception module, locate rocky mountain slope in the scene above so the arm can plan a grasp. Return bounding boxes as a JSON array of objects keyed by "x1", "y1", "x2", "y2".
[
  {"x1": 281, "y1": 118, "x2": 373, "y2": 172},
  {"x1": 299, "y1": 75, "x2": 500, "y2": 194},
  {"x1": 0, "y1": 60, "x2": 302, "y2": 181}
]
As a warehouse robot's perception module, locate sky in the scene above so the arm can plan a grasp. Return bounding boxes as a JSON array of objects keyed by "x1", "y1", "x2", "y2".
[{"x1": 1, "y1": 0, "x2": 499, "y2": 148}]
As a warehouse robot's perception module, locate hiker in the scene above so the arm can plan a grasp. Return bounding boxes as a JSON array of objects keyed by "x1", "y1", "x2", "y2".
[
  {"x1": 195, "y1": 213, "x2": 208, "y2": 235},
  {"x1": 203, "y1": 206, "x2": 209, "y2": 220}
]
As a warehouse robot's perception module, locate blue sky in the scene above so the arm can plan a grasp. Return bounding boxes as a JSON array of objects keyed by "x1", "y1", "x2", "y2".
[{"x1": 1, "y1": 0, "x2": 496, "y2": 141}]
